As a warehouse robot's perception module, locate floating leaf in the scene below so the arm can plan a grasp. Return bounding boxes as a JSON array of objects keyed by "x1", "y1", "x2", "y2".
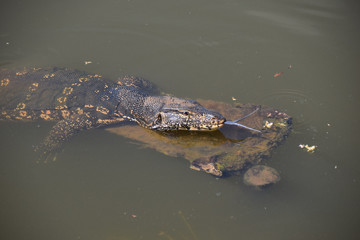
[{"x1": 273, "y1": 72, "x2": 284, "y2": 78}]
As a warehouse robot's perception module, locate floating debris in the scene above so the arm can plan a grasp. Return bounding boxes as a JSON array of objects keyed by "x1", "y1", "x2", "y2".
[
  {"x1": 299, "y1": 144, "x2": 317, "y2": 153},
  {"x1": 264, "y1": 121, "x2": 273, "y2": 128},
  {"x1": 84, "y1": 61, "x2": 92, "y2": 65},
  {"x1": 273, "y1": 72, "x2": 284, "y2": 78},
  {"x1": 231, "y1": 97, "x2": 237, "y2": 101}
]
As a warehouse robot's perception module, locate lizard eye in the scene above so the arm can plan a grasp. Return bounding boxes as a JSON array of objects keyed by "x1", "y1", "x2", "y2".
[
  {"x1": 156, "y1": 113, "x2": 162, "y2": 123},
  {"x1": 183, "y1": 111, "x2": 189, "y2": 116}
]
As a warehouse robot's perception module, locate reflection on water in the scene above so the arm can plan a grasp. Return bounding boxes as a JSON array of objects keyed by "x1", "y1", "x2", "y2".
[{"x1": 1, "y1": 0, "x2": 360, "y2": 239}]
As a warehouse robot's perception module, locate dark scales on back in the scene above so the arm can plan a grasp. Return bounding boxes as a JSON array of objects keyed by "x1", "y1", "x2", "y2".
[{"x1": 0, "y1": 67, "x2": 227, "y2": 158}]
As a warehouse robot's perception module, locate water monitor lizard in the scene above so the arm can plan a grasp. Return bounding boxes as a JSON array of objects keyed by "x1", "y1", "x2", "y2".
[{"x1": 1, "y1": 67, "x2": 259, "y2": 157}]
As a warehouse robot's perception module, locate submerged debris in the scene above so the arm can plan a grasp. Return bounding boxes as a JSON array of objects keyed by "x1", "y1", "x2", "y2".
[
  {"x1": 243, "y1": 165, "x2": 281, "y2": 188},
  {"x1": 107, "y1": 100, "x2": 292, "y2": 177}
]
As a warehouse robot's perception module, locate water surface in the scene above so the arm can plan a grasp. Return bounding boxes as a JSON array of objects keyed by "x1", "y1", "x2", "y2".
[{"x1": 1, "y1": 0, "x2": 359, "y2": 239}]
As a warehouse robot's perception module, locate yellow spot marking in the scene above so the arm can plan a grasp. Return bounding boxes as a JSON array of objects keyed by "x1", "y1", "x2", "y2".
[
  {"x1": 62, "y1": 87, "x2": 73, "y2": 95},
  {"x1": 16, "y1": 71, "x2": 27, "y2": 76},
  {"x1": 96, "y1": 106, "x2": 110, "y2": 115},
  {"x1": 55, "y1": 105, "x2": 67, "y2": 110},
  {"x1": 76, "y1": 108, "x2": 84, "y2": 114},
  {"x1": 57, "y1": 96, "x2": 67, "y2": 103},
  {"x1": 84, "y1": 104, "x2": 94, "y2": 108},
  {"x1": 86, "y1": 119, "x2": 93, "y2": 127},
  {"x1": 44, "y1": 73, "x2": 55, "y2": 78},
  {"x1": 2, "y1": 111, "x2": 7, "y2": 115},
  {"x1": 61, "y1": 110, "x2": 70, "y2": 118},
  {"x1": 1, "y1": 78, "x2": 10, "y2": 87},
  {"x1": 19, "y1": 110, "x2": 27, "y2": 117},
  {"x1": 71, "y1": 82, "x2": 81, "y2": 86},
  {"x1": 28, "y1": 82, "x2": 39, "y2": 92},
  {"x1": 40, "y1": 113, "x2": 53, "y2": 120},
  {"x1": 104, "y1": 84, "x2": 108, "y2": 88},
  {"x1": 40, "y1": 110, "x2": 55, "y2": 120},
  {"x1": 94, "y1": 89, "x2": 100, "y2": 94},
  {"x1": 16, "y1": 103, "x2": 26, "y2": 110},
  {"x1": 101, "y1": 95, "x2": 109, "y2": 101},
  {"x1": 78, "y1": 77, "x2": 90, "y2": 83},
  {"x1": 89, "y1": 74, "x2": 102, "y2": 78}
]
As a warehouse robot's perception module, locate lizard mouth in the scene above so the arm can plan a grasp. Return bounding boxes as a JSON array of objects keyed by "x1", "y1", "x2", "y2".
[
  {"x1": 187, "y1": 117, "x2": 225, "y2": 131},
  {"x1": 209, "y1": 118, "x2": 225, "y2": 130}
]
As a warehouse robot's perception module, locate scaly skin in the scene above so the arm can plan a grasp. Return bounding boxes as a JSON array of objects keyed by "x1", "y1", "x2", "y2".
[{"x1": 0, "y1": 67, "x2": 225, "y2": 155}]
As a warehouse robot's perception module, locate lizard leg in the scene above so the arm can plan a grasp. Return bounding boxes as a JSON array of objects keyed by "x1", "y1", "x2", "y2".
[{"x1": 36, "y1": 114, "x2": 96, "y2": 161}]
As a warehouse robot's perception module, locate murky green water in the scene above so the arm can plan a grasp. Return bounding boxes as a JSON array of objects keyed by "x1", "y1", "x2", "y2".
[{"x1": 1, "y1": 0, "x2": 359, "y2": 239}]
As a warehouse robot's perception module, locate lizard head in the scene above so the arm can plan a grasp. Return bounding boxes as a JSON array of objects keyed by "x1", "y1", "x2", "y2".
[{"x1": 143, "y1": 96, "x2": 226, "y2": 131}]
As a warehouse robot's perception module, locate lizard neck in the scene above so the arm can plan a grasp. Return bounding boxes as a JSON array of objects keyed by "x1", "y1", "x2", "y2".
[{"x1": 113, "y1": 87, "x2": 162, "y2": 125}]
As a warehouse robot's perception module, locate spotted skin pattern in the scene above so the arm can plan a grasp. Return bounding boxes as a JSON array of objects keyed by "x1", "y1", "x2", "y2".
[
  {"x1": 0, "y1": 67, "x2": 225, "y2": 156},
  {"x1": 0, "y1": 67, "x2": 119, "y2": 121}
]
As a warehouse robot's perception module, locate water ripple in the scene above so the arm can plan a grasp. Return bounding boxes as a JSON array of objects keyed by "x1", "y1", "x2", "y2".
[{"x1": 256, "y1": 89, "x2": 317, "y2": 131}]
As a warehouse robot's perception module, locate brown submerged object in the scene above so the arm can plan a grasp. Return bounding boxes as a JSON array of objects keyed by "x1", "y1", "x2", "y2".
[
  {"x1": 243, "y1": 165, "x2": 281, "y2": 188},
  {"x1": 107, "y1": 99, "x2": 292, "y2": 177}
]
